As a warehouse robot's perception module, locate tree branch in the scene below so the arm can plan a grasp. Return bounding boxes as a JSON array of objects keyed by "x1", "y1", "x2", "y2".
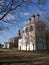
[{"x1": 0, "y1": 0, "x2": 23, "y2": 20}]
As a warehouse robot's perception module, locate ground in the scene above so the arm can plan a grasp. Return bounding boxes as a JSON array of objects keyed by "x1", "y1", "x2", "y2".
[{"x1": 0, "y1": 49, "x2": 49, "y2": 65}]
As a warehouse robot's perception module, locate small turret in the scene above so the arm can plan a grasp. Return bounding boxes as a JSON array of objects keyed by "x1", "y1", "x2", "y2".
[
  {"x1": 31, "y1": 14, "x2": 35, "y2": 23},
  {"x1": 36, "y1": 13, "x2": 40, "y2": 22},
  {"x1": 16, "y1": 30, "x2": 21, "y2": 37},
  {"x1": 27, "y1": 18, "x2": 31, "y2": 25}
]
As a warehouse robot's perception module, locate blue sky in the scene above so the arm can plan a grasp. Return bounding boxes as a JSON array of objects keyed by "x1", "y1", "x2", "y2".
[{"x1": 0, "y1": 0, "x2": 49, "y2": 43}]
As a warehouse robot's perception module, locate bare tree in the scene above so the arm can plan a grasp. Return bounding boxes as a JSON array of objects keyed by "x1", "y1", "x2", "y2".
[
  {"x1": 0, "y1": 0, "x2": 49, "y2": 31},
  {"x1": 0, "y1": 0, "x2": 25, "y2": 31}
]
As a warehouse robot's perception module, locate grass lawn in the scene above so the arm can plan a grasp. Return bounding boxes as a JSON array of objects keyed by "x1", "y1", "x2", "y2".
[{"x1": 2, "y1": 48, "x2": 49, "y2": 54}]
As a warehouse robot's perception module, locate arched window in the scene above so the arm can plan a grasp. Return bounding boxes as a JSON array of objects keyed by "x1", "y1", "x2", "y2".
[
  {"x1": 30, "y1": 26, "x2": 33, "y2": 31},
  {"x1": 25, "y1": 27, "x2": 28, "y2": 33}
]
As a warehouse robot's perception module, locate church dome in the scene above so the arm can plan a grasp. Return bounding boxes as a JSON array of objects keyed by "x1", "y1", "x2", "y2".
[
  {"x1": 32, "y1": 14, "x2": 35, "y2": 17},
  {"x1": 28, "y1": 18, "x2": 31, "y2": 25}
]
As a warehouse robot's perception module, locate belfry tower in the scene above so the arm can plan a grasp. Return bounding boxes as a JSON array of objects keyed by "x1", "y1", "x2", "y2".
[{"x1": 16, "y1": 30, "x2": 21, "y2": 38}]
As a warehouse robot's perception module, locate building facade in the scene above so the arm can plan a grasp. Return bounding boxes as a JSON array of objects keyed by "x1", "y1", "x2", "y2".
[
  {"x1": 8, "y1": 30, "x2": 21, "y2": 48},
  {"x1": 18, "y1": 14, "x2": 47, "y2": 51}
]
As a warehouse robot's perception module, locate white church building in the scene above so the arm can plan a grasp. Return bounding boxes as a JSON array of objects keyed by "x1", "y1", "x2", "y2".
[{"x1": 18, "y1": 14, "x2": 46, "y2": 51}]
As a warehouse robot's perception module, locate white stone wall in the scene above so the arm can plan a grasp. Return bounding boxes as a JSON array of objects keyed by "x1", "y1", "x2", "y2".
[
  {"x1": 7, "y1": 43, "x2": 10, "y2": 48},
  {"x1": 2, "y1": 44, "x2": 6, "y2": 48},
  {"x1": 18, "y1": 30, "x2": 36, "y2": 51},
  {"x1": 29, "y1": 31, "x2": 36, "y2": 50}
]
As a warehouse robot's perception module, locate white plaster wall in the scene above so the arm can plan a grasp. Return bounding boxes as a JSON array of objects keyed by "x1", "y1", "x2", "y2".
[
  {"x1": 18, "y1": 38, "x2": 36, "y2": 51},
  {"x1": 2, "y1": 44, "x2": 5, "y2": 48},
  {"x1": 29, "y1": 31, "x2": 36, "y2": 50},
  {"x1": 19, "y1": 30, "x2": 36, "y2": 51},
  {"x1": 18, "y1": 25, "x2": 37, "y2": 51},
  {"x1": 7, "y1": 44, "x2": 10, "y2": 48},
  {"x1": 18, "y1": 39, "x2": 23, "y2": 50},
  {"x1": 21, "y1": 44, "x2": 26, "y2": 50},
  {"x1": 21, "y1": 39, "x2": 27, "y2": 50},
  {"x1": 30, "y1": 43, "x2": 33, "y2": 51},
  {"x1": 21, "y1": 42, "x2": 36, "y2": 51}
]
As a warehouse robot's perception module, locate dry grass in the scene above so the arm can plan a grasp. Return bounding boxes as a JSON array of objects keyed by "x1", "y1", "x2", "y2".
[{"x1": 0, "y1": 49, "x2": 49, "y2": 65}]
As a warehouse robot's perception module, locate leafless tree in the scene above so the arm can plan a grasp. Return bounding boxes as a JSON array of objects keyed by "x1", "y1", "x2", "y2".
[{"x1": 0, "y1": 0, "x2": 49, "y2": 31}]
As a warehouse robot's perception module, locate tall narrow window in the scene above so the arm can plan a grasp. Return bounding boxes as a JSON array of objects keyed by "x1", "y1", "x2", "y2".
[
  {"x1": 30, "y1": 26, "x2": 33, "y2": 31},
  {"x1": 25, "y1": 27, "x2": 28, "y2": 33}
]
